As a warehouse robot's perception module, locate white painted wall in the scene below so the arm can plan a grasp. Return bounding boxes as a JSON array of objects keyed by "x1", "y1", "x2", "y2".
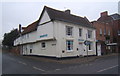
[
  {"x1": 97, "y1": 44, "x2": 101, "y2": 56},
  {"x1": 21, "y1": 31, "x2": 37, "y2": 44},
  {"x1": 22, "y1": 40, "x2": 57, "y2": 57},
  {"x1": 34, "y1": 41, "x2": 57, "y2": 57},
  {"x1": 53, "y1": 20, "x2": 96, "y2": 57},
  {"x1": 15, "y1": 20, "x2": 96, "y2": 57},
  {"x1": 14, "y1": 31, "x2": 37, "y2": 46},
  {"x1": 14, "y1": 9, "x2": 96, "y2": 58},
  {"x1": 37, "y1": 22, "x2": 54, "y2": 41},
  {"x1": 14, "y1": 10, "x2": 51, "y2": 46},
  {"x1": 39, "y1": 10, "x2": 51, "y2": 25}
]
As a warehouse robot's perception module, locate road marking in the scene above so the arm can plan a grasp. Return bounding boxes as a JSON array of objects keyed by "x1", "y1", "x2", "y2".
[
  {"x1": 18, "y1": 61, "x2": 27, "y2": 65},
  {"x1": 9, "y1": 58, "x2": 16, "y2": 61},
  {"x1": 55, "y1": 69, "x2": 61, "y2": 71},
  {"x1": 33, "y1": 66, "x2": 45, "y2": 72},
  {"x1": 97, "y1": 65, "x2": 118, "y2": 72}
]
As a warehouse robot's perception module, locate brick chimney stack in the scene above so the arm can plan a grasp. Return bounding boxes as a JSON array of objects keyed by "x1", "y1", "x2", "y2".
[
  {"x1": 101, "y1": 11, "x2": 108, "y2": 17},
  {"x1": 19, "y1": 24, "x2": 22, "y2": 34},
  {"x1": 65, "y1": 9, "x2": 70, "y2": 14}
]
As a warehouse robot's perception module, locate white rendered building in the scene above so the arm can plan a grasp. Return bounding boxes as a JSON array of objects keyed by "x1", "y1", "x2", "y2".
[{"x1": 14, "y1": 6, "x2": 96, "y2": 58}]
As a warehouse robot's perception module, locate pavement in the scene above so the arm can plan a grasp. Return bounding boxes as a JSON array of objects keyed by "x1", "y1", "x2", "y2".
[
  {"x1": 2, "y1": 49, "x2": 119, "y2": 75},
  {"x1": 18, "y1": 53, "x2": 118, "y2": 64}
]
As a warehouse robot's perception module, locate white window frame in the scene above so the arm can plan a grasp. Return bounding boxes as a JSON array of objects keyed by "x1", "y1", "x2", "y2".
[
  {"x1": 66, "y1": 40, "x2": 73, "y2": 52},
  {"x1": 104, "y1": 29, "x2": 106, "y2": 35},
  {"x1": 66, "y1": 26, "x2": 73, "y2": 37},
  {"x1": 30, "y1": 44, "x2": 33, "y2": 49},
  {"x1": 27, "y1": 34, "x2": 29, "y2": 38},
  {"x1": 79, "y1": 28, "x2": 82, "y2": 37},
  {"x1": 100, "y1": 28, "x2": 102, "y2": 35},
  {"x1": 88, "y1": 30, "x2": 92, "y2": 38},
  {"x1": 41, "y1": 42, "x2": 46, "y2": 49},
  {"x1": 108, "y1": 30, "x2": 110, "y2": 36}
]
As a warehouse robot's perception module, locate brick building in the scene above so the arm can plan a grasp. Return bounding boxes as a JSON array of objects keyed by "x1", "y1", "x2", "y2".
[
  {"x1": 92, "y1": 11, "x2": 120, "y2": 55},
  {"x1": 92, "y1": 21, "x2": 113, "y2": 55},
  {"x1": 14, "y1": 6, "x2": 96, "y2": 58},
  {"x1": 110, "y1": 14, "x2": 120, "y2": 52}
]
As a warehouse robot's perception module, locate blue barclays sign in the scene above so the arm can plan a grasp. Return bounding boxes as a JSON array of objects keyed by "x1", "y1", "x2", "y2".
[{"x1": 40, "y1": 34, "x2": 48, "y2": 38}]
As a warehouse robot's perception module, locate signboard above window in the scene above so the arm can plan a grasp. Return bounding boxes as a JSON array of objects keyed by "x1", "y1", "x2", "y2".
[
  {"x1": 78, "y1": 39, "x2": 84, "y2": 42},
  {"x1": 40, "y1": 34, "x2": 48, "y2": 38}
]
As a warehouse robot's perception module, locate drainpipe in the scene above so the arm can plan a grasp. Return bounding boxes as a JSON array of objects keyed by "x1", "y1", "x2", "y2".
[{"x1": 86, "y1": 33, "x2": 88, "y2": 60}]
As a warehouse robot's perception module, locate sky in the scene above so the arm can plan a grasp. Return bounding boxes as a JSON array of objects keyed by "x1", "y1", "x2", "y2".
[{"x1": 0, "y1": 0, "x2": 119, "y2": 40}]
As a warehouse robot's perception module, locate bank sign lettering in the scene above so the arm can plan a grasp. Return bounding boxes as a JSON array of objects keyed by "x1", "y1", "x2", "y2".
[{"x1": 40, "y1": 34, "x2": 48, "y2": 38}]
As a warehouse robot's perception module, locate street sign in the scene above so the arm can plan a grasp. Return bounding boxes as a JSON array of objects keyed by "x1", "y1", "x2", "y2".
[{"x1": 84, "y1": 40, "x2": 91, "y2": 45}]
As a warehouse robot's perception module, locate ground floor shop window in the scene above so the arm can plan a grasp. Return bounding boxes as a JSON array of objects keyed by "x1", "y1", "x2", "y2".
[{"x1": 66, "y1": 40, "x2": 73, "y2": 51}]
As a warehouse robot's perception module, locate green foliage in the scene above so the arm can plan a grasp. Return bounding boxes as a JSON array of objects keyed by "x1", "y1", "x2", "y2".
[{"x1": 2, "y1": 29, "x2": 19, "y2": 47}]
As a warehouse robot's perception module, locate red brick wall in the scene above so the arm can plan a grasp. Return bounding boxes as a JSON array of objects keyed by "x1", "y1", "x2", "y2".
[
  {"x1": 112, "y1": 19, "x2": 120, "y2": 52},
  {"x1": 112, "y1": 20, "x2": 120, "y2": 41},
  {"x1": 10, "y1": 46, "x2": 20, "y2": 55},
  {"x1": 92, "y1": 21, "x2": 113, "y2": 42}
]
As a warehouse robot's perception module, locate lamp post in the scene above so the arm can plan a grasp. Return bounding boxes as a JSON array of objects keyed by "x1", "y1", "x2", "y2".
[{"x1": 84, "y1": 33, "x2": 91, "y2": 61}]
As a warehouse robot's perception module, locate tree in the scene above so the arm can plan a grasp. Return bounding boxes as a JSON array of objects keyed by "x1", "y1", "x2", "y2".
[{"x1": 2, "y1": 29, "x2": 19, "y2": 47}]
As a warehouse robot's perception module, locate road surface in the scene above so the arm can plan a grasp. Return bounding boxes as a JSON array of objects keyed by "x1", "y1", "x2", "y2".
[{"x1": 2, "y1": 51, "x2": 119, "y2": 75}]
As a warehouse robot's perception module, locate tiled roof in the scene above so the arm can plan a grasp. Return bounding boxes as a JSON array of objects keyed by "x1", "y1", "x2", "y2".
[
  {"x1": 22, "y1": 6, "x2": 95, "y2": 35},
  {"x1": 40, "y1": 6, "x2": 94, "y2": 28},
  {"x1": 21, "y1": 20, "x2": 39, "y2": 35},
  {"x1": 97, "y1": 13, "x2": 120, "y2": 22},
  {"x1": 110, "y1": 13, "x2": 120, "y2": 20},
  {"x1": 97, "y1": 16, "x2": 113, "y2": 23}
]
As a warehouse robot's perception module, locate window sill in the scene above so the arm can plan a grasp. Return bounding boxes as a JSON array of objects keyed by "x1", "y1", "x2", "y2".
[
  {"x1": 88, "y1": 37, "x2": 92, "y2": 39},
  {"x1": 66, "y1": 50, "x2": 73, "y2": 53},
  {"x1": 66, "y1": 35, "x2": 73, "y2": 37},
  {"x1": 88, "y1": 50, "x2": 93, "y2": 51},
  {"x1": 41, "y1": 48, "x2": 46, "y2": 50}
]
